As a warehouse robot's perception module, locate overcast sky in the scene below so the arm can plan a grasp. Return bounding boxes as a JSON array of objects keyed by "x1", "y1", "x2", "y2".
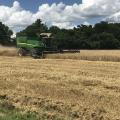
[{"x1": 0, "y1": 0, "x2": 120, "y2": 33}]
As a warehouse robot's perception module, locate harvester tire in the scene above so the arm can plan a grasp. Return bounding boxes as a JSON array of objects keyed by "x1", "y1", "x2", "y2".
[
  {"x1": 31, "y1": 48, "x2": 44, "y2": 59},
  {"x1": 31, "y1": 49, "x2": 39, "y2": 59},
  {"x1": 39, "y1": 52, "x2": 44, "y2": 59},
  {"x1": 18, "y1": 48, "x2": 26, "y2": 56}
]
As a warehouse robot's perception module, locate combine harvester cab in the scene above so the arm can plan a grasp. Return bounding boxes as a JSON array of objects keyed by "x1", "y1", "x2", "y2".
[{"x1": 17, "y1": 36, "x2": 46, "y2": 58}]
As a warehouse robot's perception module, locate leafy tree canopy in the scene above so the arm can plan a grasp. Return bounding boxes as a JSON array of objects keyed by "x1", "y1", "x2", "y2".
[
  {"x1": 0, "y1": 22, "x2": 13, "y2": 45},
  {"x1": 17, "y1": 20, "x2": 120, "y2": 49}
]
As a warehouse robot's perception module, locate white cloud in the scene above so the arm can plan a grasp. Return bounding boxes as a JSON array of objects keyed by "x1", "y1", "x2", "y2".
[
  {"x1": 12, "y1": 1, "x2": 21, "y2": 10},
  {"x1": 83, "y1": 21, "x2": 90, "y2": 26},
  {"x1": 106, "y1": 11, "x2": 120, "y2": 23},
  {"x1": 0, "y1": 0, "x2": 120, "y2": 32},
  {"x1": 83, "y1": 0, "x2": 95, "y2": 6},
  {"x1": 0, "y1": 1, "x2": 33, "y2": 32}
]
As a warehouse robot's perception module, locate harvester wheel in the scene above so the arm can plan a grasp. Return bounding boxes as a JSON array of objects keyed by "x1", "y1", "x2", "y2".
[
  {"x1": 18, "y1": 48, "x2": 26, "y2": 56},
  {"x1": 31, "y1": 48, "x2": 44, "y2": 59},
  {"x1": 39, "y1": 52, "x2": 44, "y2": 59},
  {"x1": 31, "y1": 49, "x2": 39, "y2": 59}
]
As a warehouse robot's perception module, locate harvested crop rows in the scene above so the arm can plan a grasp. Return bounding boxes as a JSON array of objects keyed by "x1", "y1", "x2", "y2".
[{"x1": 0, "y1": 56, "x2": 120, "y2": 119}]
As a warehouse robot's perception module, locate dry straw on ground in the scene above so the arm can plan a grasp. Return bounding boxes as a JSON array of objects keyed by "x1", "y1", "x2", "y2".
[
  {"x1": 0, "y1": 56, "x2": 120, "y2": 119},
  {"x1": 0, "y1": 45, "x2": 17, "y2": 56}
]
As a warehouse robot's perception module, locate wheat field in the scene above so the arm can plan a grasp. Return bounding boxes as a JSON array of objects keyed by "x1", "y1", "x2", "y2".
[
  {"x1": 0, "y1": 56, "x2": 120, "y2": 119},
  {"x1": 0, "y1": 46, "x2": 120, "y2": 62},
  {"x1": 45, "y1": 50, "x2": 120, "y2": 62}
]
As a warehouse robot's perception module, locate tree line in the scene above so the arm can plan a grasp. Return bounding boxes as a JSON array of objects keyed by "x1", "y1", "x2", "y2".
[
  {"x1": 1, "y1": 19, "x2": 120, "y2": 49},
  {"x1": 0, "y1": 22, "x2": 13, "y2": 46}
]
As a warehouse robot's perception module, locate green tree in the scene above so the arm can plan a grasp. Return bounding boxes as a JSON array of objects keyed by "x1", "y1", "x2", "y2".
[
  {"x1": 99, "y1": 33, "x2": 120, "y2": 49},
  {"x1": 17, "y1": 19, "x2": 48, "y2": 37},
  {"x1": 0, "y1": 22, "x2": 13, "y2": 45}
]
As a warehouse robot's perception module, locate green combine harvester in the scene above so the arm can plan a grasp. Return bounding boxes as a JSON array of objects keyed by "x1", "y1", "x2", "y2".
[
  {"x1": 17, "y1": 33, "x2": 55, "y2": 58},
  {"x1": 17, "y1": 33, "x2": 80, "y2": 58}
]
